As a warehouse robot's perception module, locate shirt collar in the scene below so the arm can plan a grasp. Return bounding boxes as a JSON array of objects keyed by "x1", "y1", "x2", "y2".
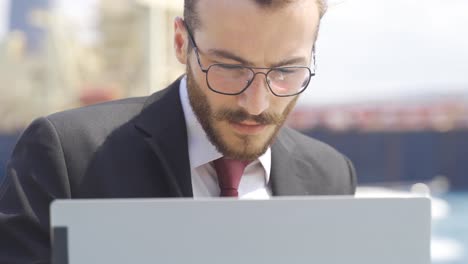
[{"x1": 179, "y1": 76, "x2": 271, "y2": 183}]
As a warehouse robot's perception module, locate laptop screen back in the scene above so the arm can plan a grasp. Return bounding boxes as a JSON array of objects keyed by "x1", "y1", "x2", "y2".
[{"x1": 51, "y1": 197, "x2": 431, "y2": 264}]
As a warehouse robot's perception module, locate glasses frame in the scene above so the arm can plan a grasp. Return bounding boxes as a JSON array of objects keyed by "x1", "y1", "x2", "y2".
[{"x1": 184, "y1": 22, "x2": 316, "y2": 97}]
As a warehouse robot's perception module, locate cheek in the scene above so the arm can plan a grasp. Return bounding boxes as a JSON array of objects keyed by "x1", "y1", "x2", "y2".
[
  {"x1": 209, "y1": 90, "x2": 239, "y2": 109},
  {"x1": 272, "y1": 97, "x2": 295, "y2": 114},
  {"x1": 193, "y1": 69, "x2": 206, "y2": 88}
]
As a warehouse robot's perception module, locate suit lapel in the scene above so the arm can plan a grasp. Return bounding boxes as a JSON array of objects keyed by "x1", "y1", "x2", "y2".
[
  {"x1": 270, "y1": 129, "x2": 309, "y2": 196},
  {"x1": 134, "y1": 78, "x2": 193, "y2": 197}
]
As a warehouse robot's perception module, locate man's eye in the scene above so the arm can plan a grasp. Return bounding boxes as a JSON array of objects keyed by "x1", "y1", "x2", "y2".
[
  {"x1": 276, "y1": 68, "x2": 296, "y2": 74},
  {"x1": 220, "y1": 64, "x2": 244, "y2": 70}
]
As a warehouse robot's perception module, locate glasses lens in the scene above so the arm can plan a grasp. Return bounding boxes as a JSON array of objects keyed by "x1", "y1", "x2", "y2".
[
  {"x1": 268, "y1": 67, "x2": 311, "y2": 96},
  {"x1": 207, "y1": 64, "x2": 253, "y2": 94}
]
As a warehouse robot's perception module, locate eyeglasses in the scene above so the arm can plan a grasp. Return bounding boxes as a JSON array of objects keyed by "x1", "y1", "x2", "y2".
[{"x1": 184, "y1": 22, "x2": 316, "y2": 97}]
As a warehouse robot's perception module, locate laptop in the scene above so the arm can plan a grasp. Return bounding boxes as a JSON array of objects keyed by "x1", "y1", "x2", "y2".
[{"x1": 50, "y1": 196, "x2": 431, "y2": 264}]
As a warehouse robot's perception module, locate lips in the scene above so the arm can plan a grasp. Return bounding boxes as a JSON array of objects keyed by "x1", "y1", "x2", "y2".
[{"x1": 229, "y1": 121, "x2": 268, "y2": 135}]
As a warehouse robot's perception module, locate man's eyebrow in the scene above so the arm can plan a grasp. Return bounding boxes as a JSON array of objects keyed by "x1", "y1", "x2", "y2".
[
  {"x1": 206, "y1": 48, "x2": 253, "y2": 65},
  {"x1": 270, "y1": 57, "x2": 308, "y2": 68},
  {"x1": 206, "y1": 48, "x2": 308, "y2": 67}
]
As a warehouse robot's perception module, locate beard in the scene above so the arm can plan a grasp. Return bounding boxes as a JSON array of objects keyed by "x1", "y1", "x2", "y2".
[{"x1": 186, "y1": 63, "x2": 298, "y2": 161}]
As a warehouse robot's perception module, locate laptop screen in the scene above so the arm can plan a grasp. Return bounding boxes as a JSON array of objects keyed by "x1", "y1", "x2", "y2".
[{"x1": 51, "y1": 197, "x2": 431, "y2": 264}]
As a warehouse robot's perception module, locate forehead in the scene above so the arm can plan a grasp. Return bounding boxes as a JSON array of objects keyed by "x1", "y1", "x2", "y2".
[{"x1": 193, "y1": 0, "x2": 320, "y2": 67}]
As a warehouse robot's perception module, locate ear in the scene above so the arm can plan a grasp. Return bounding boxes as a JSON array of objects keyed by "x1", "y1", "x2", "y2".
[{"x1": 174, "y1": 16, "x2": 188, "y2": 65}]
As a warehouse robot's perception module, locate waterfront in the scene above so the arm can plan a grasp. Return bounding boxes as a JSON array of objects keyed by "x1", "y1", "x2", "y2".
[{"x1": 432, "y1": 192, "x2": 468, "y2": 264}]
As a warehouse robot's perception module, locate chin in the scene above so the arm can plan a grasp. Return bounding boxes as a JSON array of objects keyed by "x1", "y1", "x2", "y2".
[
  {"x1": 211, "y1": 121, "x2": 279, "y2": 160},
  {"x1": 220, "y1": 132, "x2": 271, "y2": 160}
]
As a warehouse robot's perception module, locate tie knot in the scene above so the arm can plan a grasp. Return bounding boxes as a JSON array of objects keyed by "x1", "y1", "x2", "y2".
[{"x1": 213, "y1": 158, "x2": 250, "y2": 197}]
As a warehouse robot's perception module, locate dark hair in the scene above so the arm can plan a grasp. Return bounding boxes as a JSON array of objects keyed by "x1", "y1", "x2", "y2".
[{"x1": 184, "y1": 0, "x2": 327, "y2": 32}]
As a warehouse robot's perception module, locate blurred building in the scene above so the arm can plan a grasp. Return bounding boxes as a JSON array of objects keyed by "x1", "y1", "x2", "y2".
[
  {"x1": 0, "y1": 0, "x2": 184, "y2": 132},
  {"x1": 289, "y1": 95, "x2": 468, "y2": 133},
  {"x1": 8, "y1": 0, "x2": 50, "y2": 53},
  {"x1": 138, "y1": 0, "x2": 184, "y2": 93},
  {"x1": 95, "y1": 0, "x2": 184, "y2": 98}
]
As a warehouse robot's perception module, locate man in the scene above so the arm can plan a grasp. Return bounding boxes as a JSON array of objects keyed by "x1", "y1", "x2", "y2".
[{"x1": 0, "y1": 0, "x2": 356, "y2": 262}]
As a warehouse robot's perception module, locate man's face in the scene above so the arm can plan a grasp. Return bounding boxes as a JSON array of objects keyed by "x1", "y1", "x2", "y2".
[{"x1": 175, "y1": 0, "x2": 319, "y2": 160}]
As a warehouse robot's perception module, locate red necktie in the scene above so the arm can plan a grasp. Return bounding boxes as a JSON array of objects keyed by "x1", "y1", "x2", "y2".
[{"x1": 213, "y1": 158, "x2": 250, "y2": 197}]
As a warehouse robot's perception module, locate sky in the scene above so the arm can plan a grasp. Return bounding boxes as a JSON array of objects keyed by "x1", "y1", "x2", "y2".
[
  {"x1": 300, "y1": 0, "x2": 468, "y2": 105},
  {"x1": 49, "y1": 0, "x2": 468, "y2": 105}
]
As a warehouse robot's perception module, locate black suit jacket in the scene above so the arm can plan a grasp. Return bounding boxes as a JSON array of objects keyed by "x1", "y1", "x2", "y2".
[{"x1": 0, "y1": 79, "x2": 356, "y2": 263}]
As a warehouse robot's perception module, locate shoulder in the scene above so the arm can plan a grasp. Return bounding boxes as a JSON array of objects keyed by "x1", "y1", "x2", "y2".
[
  {"x1": 48, "y1": 96, "x2": 147, "y2": 128},
  {"x1": 278, "y1": 126, "x2": 344, "y2": 159},
  {"x1": 12, "y1": 96, "x2": 150, "y2": 166},
  {"x1": 35, "y1": 97, "x2": 148, "y2": 141},
  {"x1": 277, "y1": 126, "x2": 357, "y2": 194},
  {"x1": 17, "y1": 83, "x2": 180, "y2": 152}
]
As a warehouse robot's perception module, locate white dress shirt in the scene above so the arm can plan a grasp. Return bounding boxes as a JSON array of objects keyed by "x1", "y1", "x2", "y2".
[{"x1": 179, "y1": 76, "x2": 272, "y2": 199}]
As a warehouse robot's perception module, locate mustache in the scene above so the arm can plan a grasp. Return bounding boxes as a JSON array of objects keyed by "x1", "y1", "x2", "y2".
[{"x1": 213, "y1": 109, "x2": 283, "y2": 125}]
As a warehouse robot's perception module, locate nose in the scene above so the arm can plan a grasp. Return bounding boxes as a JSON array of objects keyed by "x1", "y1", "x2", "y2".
[{"x1": 237, "y1": 73, "x2": 270, "y2": 116}]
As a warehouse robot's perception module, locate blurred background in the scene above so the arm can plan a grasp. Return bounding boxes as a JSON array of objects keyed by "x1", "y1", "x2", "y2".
[{"x1": 0, "y1": 0, "x2": 467, "y2": 263}]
